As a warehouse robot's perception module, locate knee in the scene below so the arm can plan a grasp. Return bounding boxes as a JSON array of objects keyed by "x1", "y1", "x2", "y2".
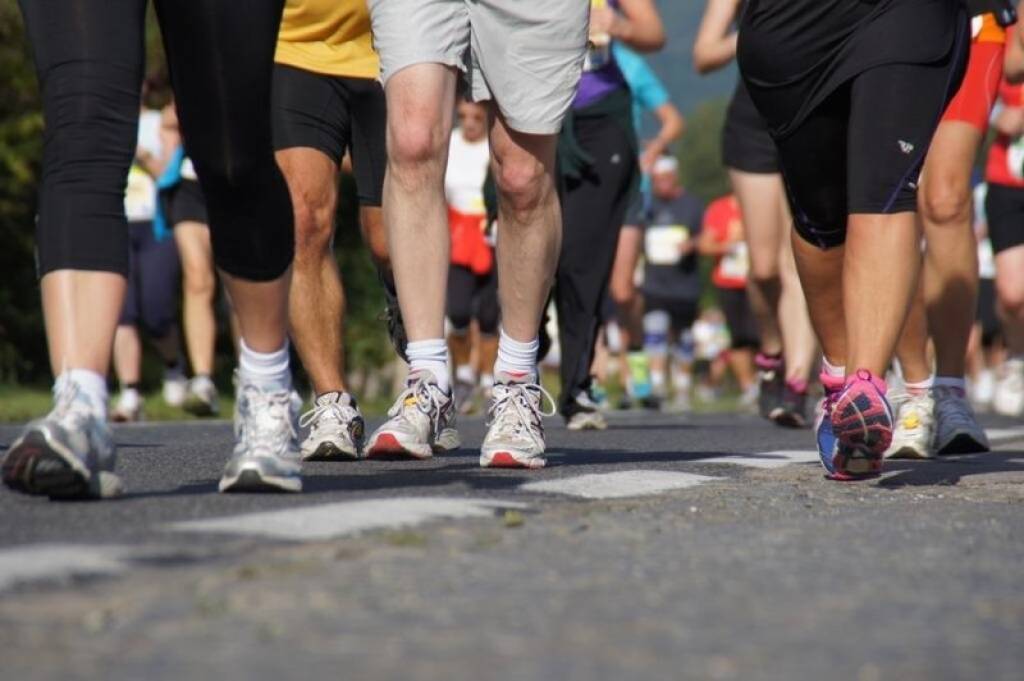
[
  {"x1": 494, "y1": 152, "x2": 549, "y2": 216},
  {"x1": 292, "y1": 197, "x2": 335, "y2": 261},
  {"x1": 997, "y1": 276, "x2": 1024, "y2": 321},
  {"x1": 183, "y1": 265, "x2": 216, "y2": 300},
  {"x1": 387, "y1": 120, "x2": 447, "y2": 184},
  {"x1": 921, "y1": 178, "x2": 971, "y2": 227}
]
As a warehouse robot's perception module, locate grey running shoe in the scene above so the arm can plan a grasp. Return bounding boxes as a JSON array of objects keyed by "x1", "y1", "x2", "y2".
[
  {"x1": 2, "y1": 381, "x2": 123, "y2": 499},
  {"x1": 366, "y1": 371, "x2": 460, "y2": 459},
  {"x1": 184, "y1": 375, "x2": 220, "y2": 417},
  {"x1": 756, "y1": 355, "x2": 784, "y2": 420},
  {"x1": 454, "y1": 378, "x2": 477, "y2": 415},
  {"x1": 481, "y1": 373, "x2": 556, "y2": 469},
  {"x1": 933, "y1": 385, "x2": 989, "y2": 455},
  {"x1": 886, "y1": 392, "x2": 935, "y2": 459},
  {"x1": 298, "y1": 391, "x2": 365, "y2": 461},
  {"x1": 219, "y1": 379, "x2": 302, "y2": 493}
]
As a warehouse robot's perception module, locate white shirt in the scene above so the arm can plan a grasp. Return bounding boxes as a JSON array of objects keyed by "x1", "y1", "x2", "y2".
[
  {"x1": 444, "y1": 131, "x2": 490, "y2": 216},
  {"x1": 124, "y1": 109, "x2": 162, "y2": 222}
]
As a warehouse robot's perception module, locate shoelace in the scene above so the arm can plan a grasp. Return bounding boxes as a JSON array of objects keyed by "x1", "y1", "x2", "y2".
[
  {"x1": 237, "y1": 385, "x2": 296, "y2": 455},
  {"x1": 48, "y1": 381, "x2": 97, "y2": 434},
  {"x1": 299, "y1": 397, "x2": 357, "y2": 432},
  {"x1": 487, "y1": 382, "x2": 557, "y2": 445},
  {"x1": 389, "y1": 377, "x2": 449, "y2": 435}
]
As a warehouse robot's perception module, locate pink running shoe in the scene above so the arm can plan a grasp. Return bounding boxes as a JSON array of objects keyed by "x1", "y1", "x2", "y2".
[{"x1": 828, "y1": 370, "x2": 893, "y2": 481}]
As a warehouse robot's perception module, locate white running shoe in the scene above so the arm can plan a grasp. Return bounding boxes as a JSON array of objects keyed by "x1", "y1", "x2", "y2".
[
  {"x1": 480, "y1": 373, "x2": 556, "y2": 469},
  {"x1": 2, "y1": 381, "x2": 123, "y2": 499},
  {"x1": 971, "y1": 368, "x2": 996, "y2": 411},
  {"x1": 184, "y1": 375, "x2": 220, "y2": 417},
  {"x1": 886, "y1": 392, "x2": 934, "y2": 459},
  {"x1": 299, "y1": 392, "x2": 365, "y2": 461},
  {"x1": 993, "y1": 358, "x2": 1024, "y2": 417},
  {"x1": 219, "y1": 378, "x2": 302, "y2": 493},
  {"x1": 564, "y1": 389, "x2": 608, "y2": 431},
  {"x1": 933, "y1": 385, "x2": 990, "y2": 455},
  {"x1": 162, "y1": 370, "x2": 188, "y2": 408},
  {"x1": 365, "y1": 371, "x2": 460, "y2": 459},
  {"x1": 111, "y1": 389, "x2": 143, "y2": 423}
]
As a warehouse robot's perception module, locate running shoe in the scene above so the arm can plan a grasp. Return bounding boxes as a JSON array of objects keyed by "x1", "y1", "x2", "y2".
[
  {"x1": 480, "y1": 372, "x2": 556, "y2": 469},
  {"x1": 826, "y1": 370, "x2": 892, "y2": 480},
  {"x1": 162, "y1": 370, "x2": 188, "y2": 408},
  {"x1": 219, "y1": 379, "x2": 302, "y2": 493},
  {"x1": 379, "y1": 273, "x2": 409, "y2": 364},
  {"x1": 771, "y1": 380, "x2": 808, "y2": 428},
  {"x1": 564, "y1": 388, "x2": 608, "y2": 431},
  {"x1": 298, "y1": 391, "x2": 365, "y2": 461},
  {"x1": 454, "y1": 378, "x2": 477, "y2": 415},
  {"x1": 993, "y1": 358, "x2": 1024, "y2": 417},
  {"x1": 626, "y1": 351, "x2": 653, "y2": 401},
  {"x1": 933, "y1": 385, "x2": 990, "y2": 455},
  {"x1": 756, "y1": 353, "x2": 784, "y2": 420},
  {"x1": 971, "y1": 368, "x2": 996, "y2": 411},
  {"x1": 814, "y1": 374, "x2": 844, "y2": 480},
  {"x1": 886, "y1": 392, "x2": 935, "y2": 459},
  {"x1": 739, "y1": 384, "x2": 759, "y2": 411},
  {"x1": 111, "y1": 389, "x2": 143, "y2": 423},
  {"x1": 590, "y1": 381, "x2": 610, "y2": 410},
  {"x1": 184, "y1": 375, "x2": 219, "y2": 417},
  {"x1": 365, "y1": 371, "x2": 460, "y2": 459},
  {"x1": 2, "y1": 381, "x2": 123, "y2": 499}
]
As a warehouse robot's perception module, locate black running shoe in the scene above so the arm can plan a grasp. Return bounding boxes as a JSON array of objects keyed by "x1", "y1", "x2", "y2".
[
  {"x1": 770, "y1": 383, "x2": 808, "y2": 428},
  {"x1": 756, "y1": 355, "x2": 784, "y2": 420},
  {"x1": 379, "y1": 270, "x2": 408, "y2": 363}
]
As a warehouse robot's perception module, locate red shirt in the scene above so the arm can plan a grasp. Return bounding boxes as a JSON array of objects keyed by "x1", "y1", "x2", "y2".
[
  {"x1": 703, "y1": 195, "x2": 748, "y2": 290},
  {"x1": 986, "y1": 78, "x2": 1024, "y2": 189}
]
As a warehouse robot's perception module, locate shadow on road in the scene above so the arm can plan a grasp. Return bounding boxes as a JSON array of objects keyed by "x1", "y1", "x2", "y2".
[{"x1": 879, "y1": 450, "x2": 1024, "y2": 488}]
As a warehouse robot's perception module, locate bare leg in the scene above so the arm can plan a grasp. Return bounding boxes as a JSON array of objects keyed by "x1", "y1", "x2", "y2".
[
  {"x1": 112, "y1": 325, "x2": 142, "y2": 385},
  {"x1": 489, "y1": 112, "x2": 561, "y2": 341},
  {"x1": 919, "y1": 122, "x2": 982, "y2": 378},
  {"x1": 609, "y1": 225, "x2": 644, "y2": 344},
  {"x1": 220, "y1": 273, "x2": 291, "y2": 353},
  {"x1": 728, "y1": 347, "x2": 757, "y2": 390},
  {"x1": 730, "y1": 169, "x2": 785, "y2": 356},
  {"x1": 174, "y1": 223, "x2": 217, "y2": 376},
  {"x1": 895, "y1": 276, "x2": 933, "y2": 384},
  {"x1": 844, "y1": 213, "x2": 922, "y2": 375},
  {"x1": 791, "y1": 233, "x2": 847, "y2": 367},
  {"x1": 995, "y1": 245, "x2": 1024, "y2": 355},
  {"x1": 382, "y1": 64, "x2": 457, "y2": 342},
  {"x1": 477, "y1": 333, "x2": 499, "y2": 380},
  {"x1": 41, "y1": 271, "x2": 126, "y2": 376},
  {"x1": 777, "y1": 218, "x2": 817, "y2": 381},
  {"x1": 277, "y1": 147, "x2": 346, "y2": 394}
]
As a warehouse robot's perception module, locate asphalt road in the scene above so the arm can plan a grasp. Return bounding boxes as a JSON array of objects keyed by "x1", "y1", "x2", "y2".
[{"x1": 1, "y1": 411, "x2": 1023, "y2": 681}]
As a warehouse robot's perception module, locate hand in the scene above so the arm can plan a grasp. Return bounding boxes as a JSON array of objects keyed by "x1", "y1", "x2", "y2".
[
  {"x1": 639, "y1": 138, "x2": 667, "y2": 174},
  {"x1": 589, "y1": 4, "x2": 618, "y2": 40}
]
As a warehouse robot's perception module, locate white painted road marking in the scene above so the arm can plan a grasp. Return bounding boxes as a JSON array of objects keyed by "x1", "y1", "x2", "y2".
[
  {"x1": 521, "y1": 470, "x2": 720, "y2": 499},
  {"x1": 699, "y1": 450, "x2": 820, "y2": 469},
  {"x1": 169, "y1": 497, "x2": 528, "y2": 541},
  {"x1": 0, "y1": 544, "x2": 129, "y2": 591}
]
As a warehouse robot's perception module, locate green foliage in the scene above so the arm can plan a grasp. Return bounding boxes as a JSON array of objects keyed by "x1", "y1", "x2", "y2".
[{"x1": 676, "y1": 97, "x2": 730, "y2": 205}]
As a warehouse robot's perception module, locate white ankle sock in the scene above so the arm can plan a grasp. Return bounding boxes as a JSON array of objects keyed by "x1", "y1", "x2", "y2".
[
  {"x1": 822, "y1": 356, "x2": 845, "y2": 378},
  {"x1": 238, "y1": 339, "x2": 292, "y2": 391},
  {"x1": 493, "y1": 328, "x2": 538, "y2": 381},
  {"x1": 455, "y1": 364, "x2": 476, "y2": 385},
  {"x1": 904, "y1": 375, "x2": 934, "y2": 396},
  {"x1": 407, "y1": 339, "x2": 450, "y2": 392},
  {"x1": 57, "y1": 369, "x2": 108, "y2": 418}
]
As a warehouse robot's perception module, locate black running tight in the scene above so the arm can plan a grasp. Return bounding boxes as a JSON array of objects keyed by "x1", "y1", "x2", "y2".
[{"x1": 20, "y1": 0, "x2": 293, "y2": 281}]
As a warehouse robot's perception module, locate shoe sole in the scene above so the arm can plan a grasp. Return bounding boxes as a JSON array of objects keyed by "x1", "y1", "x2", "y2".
[
  {"x1": 218, "y1": 466, "x2": 301, "y2": 493},
  {"x1": 365, "y1": 433, "x2": 433, "y2": 460},
  {"x1": 830, "y1": 387, "x2": 891, "y2": 480},
  {"x1": 886, "y1": 444, "x2": 931, "y2": 460},
  {"x1": 2, "y1": 429, "x2": 123, "y2": 500},
  {"x1": 302, "y1": 441, "x2": 361, "y2": 462},
  {"x1": 935, "y1": 433, "x2": 990, "y2": 456},
  {"x1": 480, "y1": 450, "x2": 546, "y2": 469},
  {"x1": 566, "y1": 417, "x2": 607, "y2": 431}
]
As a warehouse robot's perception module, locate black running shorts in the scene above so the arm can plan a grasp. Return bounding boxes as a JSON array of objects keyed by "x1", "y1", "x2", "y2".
[
  {"x1": 721, "y1": 80, "x2": 778, "y2": 175},
  {"x1": 984, "y1": 182, "x2": 1024, "y2": 255},
  {"x1": 163, "y1": 180, "x2": 209, "y2": 227},
  {"x1": 271, "y1": 63, "x2": 386, "y2": 207}
]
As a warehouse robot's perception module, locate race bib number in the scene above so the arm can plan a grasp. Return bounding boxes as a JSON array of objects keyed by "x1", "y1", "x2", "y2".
[
  {"x1": 719, "y1": 241, "x2": 749, "y2": 280},
  {"x1": 645, "y1": 224, "x2": 688, "y2": 266}
]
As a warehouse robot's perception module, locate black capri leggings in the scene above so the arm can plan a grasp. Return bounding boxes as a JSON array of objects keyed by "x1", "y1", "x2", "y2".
[
  {"x1": 20, "y1": 0, "x2": 293, "y2": 281},
  {"x1": 447, "y1": 265, "x2": 499, "y2": 336}
]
